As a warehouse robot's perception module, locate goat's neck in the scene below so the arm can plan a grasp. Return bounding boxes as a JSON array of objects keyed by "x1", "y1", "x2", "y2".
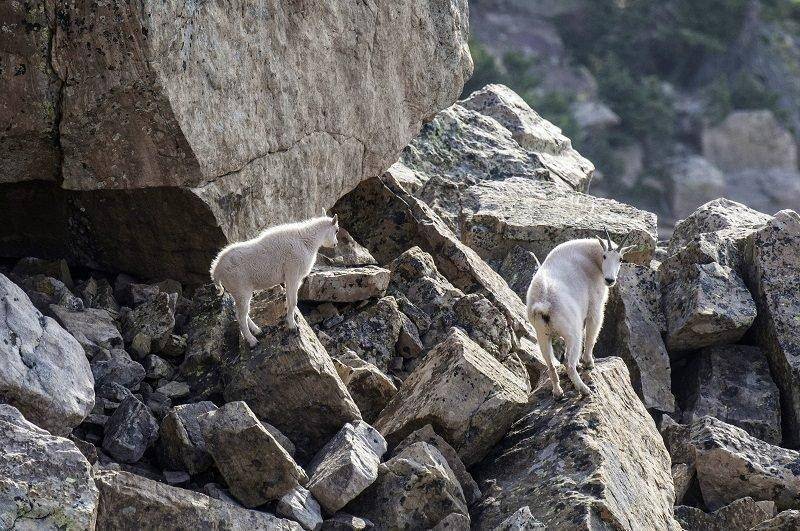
[{"x1": 299, "y1": 224, "x2": 326, "y2": 252}]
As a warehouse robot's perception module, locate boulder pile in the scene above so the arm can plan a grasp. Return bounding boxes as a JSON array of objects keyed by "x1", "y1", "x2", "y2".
[{"x1": 0, "y1": 80, "x2": 798, "y2": 530}]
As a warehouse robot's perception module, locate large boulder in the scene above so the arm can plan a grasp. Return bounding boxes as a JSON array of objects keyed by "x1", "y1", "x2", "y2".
[
  {"x1": 754, "y1": 510, "x2": 800, "y2": 530},
  {"x1": 0, "y1": 0, "x2": 471, "y2": 283},
  {"x1": 277, "y1": 486, "x2": 324, "y2": 531},
  {"x1": 94, "y1": 469, "x2": 301, "y2": 530},
  {"x1": 675, "y1": 497, "x2": 775, "y2": 531},
  {"x1": 49, "y1": 305, "x2": 123, "y2": 357},
  {"x1": 305, "y1": 421, "x2": 387, "y2": 514},
  {"x1": 0, "y1": 405, "x2": 99, "y2": 530},
  {"x1": 690, "y1": 416, "x2": 800, "y2": 511},
  {"x1": 102, "y1": 395, "x2": 160, "y2": 463},
  {"x1": 668, "y1": 198, "x2": 771, "y2": 255},
  {"x1": 224, "y1": 312, "x2": 361, "y2": 460},
  {"x1": 374, "y1": 328, "x2": 529, "y2": 467},
  {"x1": 596, "y1": 263, "x2": 675, "y2": 413},
  {"x1": 121, "y1": 291, "x2": 177, "y2": 357},
  {"x1": 347, "y1": 442, "x2": 469, "y2": 529},
  {"x1": 299, "y1": 265, "x2": 390, "y2": 303},
  {"x1": 332, "y1": 354, "x2": 397, "y2": 424},
  {"x1": 0, "y1": 273, "x2": 94, "y2": 435},
  {"x1": 473, "y1": 357, "x2": 677, "y2": 530},
  {"x1": 743, "y1": 210, "x2": 800, "y2": 446},
  {"x1": 681, "y1": 345, "x2": 781, "y2": 445},
  {"x1": 667, "y1": 155, "x2": 727, "y2": 221},
  {"x1": 157, "y1": 401, "x2": 218, "y2": 475},
  {"x1": 199, "y1": 401, "x2": 308, "y2": 508}
]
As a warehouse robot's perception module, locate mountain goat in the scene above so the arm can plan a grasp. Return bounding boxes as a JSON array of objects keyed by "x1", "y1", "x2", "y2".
[
  {"x1": 210, "y1": 214, "x2": 340, "y2": 346},
  {"x1": 526, "y1": 229, "x2": 635, "y2": 398}
]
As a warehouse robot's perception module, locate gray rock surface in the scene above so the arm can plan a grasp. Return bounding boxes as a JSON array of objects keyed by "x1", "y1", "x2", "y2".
[
  {"x1": 157, "y1": 402, "x2": 218, "y2": 475},
  {"x1": 18, "y1": 274, "x2": 83, "y2": 315},
  {"x1": 691, "y1": 416, "x2": 800, "y2": 511},
  {"x1": 375, "y1": 328, "x2": 529, "y2": 467},
  {"x1": 50, "y1": 305, "x2": 123, "y2": 356},
  {"x1": 0, "y1": 405, "x2": 99, "y2": 530},
  {"x1": 743, "y1": 210, "x2": 800, "y2": 446},
  {"x1": 682, "y1": 345, "x2": 782, "y2": 445},
  {"x1": 347, "y1": 442, "x2": 469, "y2": 529},
  {"x1": 1, "y1": 0, "x2": 471, "y2": 283},
  {"x1": 299, "y1": 266, "x2": 390, "y2": 303},
  {"x1": 0, "y1": 273, "x2": 94, "y2": 435},
  {"x1": 675, "y1": 497, "x2": 774, "y2": 531},
  {"x1": 753, "y1": 510, "x2": 800, "y2": 530},
  {"x1": 498, "y1": 246, "x2": 540, "y2": 299},
  {"x1": 668, "y1": 198, "x2": 771, "y2": 254},
  {"x1": 668, "y1": 155, "x2": 727, "y2": 221},
  {"x1": 94, "y1": 469, "x2": 301, "y2": 530},
  {"x1": 333, "y1": 355, "x2": 397, "y2": 424},
  {"x1": 277, "y1": 486, "x2": 324, "y2": 531},
  {"x1": 91, "y1": 349, "x2": 146, "y2": 390},
  {"x1": 306, "y1": 421, "x2": 387, "y2": 513},
  {"x1": 224, "y1": 313, "x2": 361, "y2": 460},
  {"x1": 199, "y1": 401, "x2": 308, "y2": 507},
  {"x1": 473, "y1": 358, "x2": 677, "y2": 530},
  {"x1": 121, "y1": 291, "x2": 177, "y2": 357},
  {"x1": 102, "y1": 396, "x2": 160, "y2": 463},
  {"x1": 495, "y1": 506, "x2": 545, "y2": 530}
]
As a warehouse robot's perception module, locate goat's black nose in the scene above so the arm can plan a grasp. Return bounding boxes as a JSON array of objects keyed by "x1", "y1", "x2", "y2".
[{"x1": 605, "y1": 278, "x2": 615, "y2": 286}]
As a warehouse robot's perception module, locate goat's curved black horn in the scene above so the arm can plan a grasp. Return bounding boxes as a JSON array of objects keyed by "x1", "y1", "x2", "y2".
[{"x1": 604, "y1": 227, "x2": 612, "y2": 250}]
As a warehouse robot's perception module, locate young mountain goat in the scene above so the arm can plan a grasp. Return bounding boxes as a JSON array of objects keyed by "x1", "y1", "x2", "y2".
[
  {"x1": 210, "y1": 214, "x2": 339, "y2": 346},
  {"x1": 526, "y1": 229, "x2": 635, "y2": 398}
]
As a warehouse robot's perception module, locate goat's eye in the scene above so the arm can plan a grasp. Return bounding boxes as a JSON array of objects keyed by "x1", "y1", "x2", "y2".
[{"x1": 603, "y1": 254, "x2": 607, "y2": 259}]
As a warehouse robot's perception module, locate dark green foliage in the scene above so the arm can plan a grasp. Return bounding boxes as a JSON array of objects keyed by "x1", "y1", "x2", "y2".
[{"x1": 705, "y1": 73, "x2": 783, "y2": 124}]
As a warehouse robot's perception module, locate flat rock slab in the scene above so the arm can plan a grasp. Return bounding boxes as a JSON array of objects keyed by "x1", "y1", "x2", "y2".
[
  {"x1": 94, "y1": 470, "x2": 301, "y2": 530},
  {"x1": 50, "y1": 305, "x2": 123, "y2": 356},
  {"x1": 299, "y1": 265, "x2": 390, "y2": 303},
  {"x1": 0, "y1": 405, "x2": 99, "y2": 530},
  {"x1": 157, "y1": 401, "x2": 218, "y2": 475},
  {"x1": 473, "y1": 357, "x2": 677, "y2": 530},
  {"x1": 675, "y1": 497, "x2": 774, "y2": 531},
  {"x1": 0, "y1": 273, "x2": 94, "y2": 435},
  {"x1": 375, "y1": 328, "x2": 529, "y2": 467}
]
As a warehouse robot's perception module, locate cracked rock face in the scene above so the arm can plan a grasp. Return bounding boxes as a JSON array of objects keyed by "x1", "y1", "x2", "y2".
[
  {"x1": 0, "y1": 0, "x2": 471, "y2": 282},
  {"x1": 0, "y1": 405, "x2": 99, "y2": 531},
  {"x1": 0, "y1": 273, "x2": 95, "y2": 435}
]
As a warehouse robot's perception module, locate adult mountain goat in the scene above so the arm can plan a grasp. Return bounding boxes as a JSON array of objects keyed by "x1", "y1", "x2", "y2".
[
  {"x1": 210, "y1": 214, "x2": 340, "y2": 347},
  {"x1": 526, "y1": 229, "x2": 635, "y2": 398}
]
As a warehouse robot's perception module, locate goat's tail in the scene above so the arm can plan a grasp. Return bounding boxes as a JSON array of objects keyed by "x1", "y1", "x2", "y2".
[
  {"x1": 209, "y1": 258, "x2": 224, "y2": 296},
  {"x1": 527, "y1": 300, "x2": 551, "y2": 327}
]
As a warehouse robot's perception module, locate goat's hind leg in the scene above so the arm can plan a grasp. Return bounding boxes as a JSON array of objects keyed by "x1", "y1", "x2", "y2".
[
  {"x1": 247, "y1": 316, "x2": 262, "y2": 336},
  {"x1": 581, "y1": 311, "x2": 603, "y2": 370},
  {"x1": 565, "y1": 332, "x2": 592, "y2": 396},
  {"x1": 533, "y1": 322, "x2": 563, "y2": 399},
  {"x1": 284, "y1": 273, "x2": 302, "y2": 330},
  {"x1": 233, "y1": 290, "x2": 258, "y2": 347}
]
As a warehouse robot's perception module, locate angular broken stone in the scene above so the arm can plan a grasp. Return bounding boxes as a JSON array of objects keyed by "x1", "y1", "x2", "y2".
[
  {"x1": 453, "y1": 292, "x2": 515, "y2": 361},
  {"x1": 199, "y1": 401, "x2": 308, "y2": 507},
  {"x1": 753, "y1": 510, "x2": 800, "y2": 530},
  {"x1": 691, "y1": 416, "x2": 800, "y2": 511},
  {"x1": 50, "y1": 305, "x2": 124, "y2": 356},
  {"x1": 669, "y1": 198, "x2": 772, "y2": 255},
  {"x1": 0, "y1": 273, "x2": 95, "y2": 435},
  {"x1": 320, "y1": 513, "x2": 375, "y2": 530},
  {"x1": 144, "y1": 354, "x2": 174, "y2": 381},
  {"x1": 91, "y1": 349, "x2": 146, "y2": 390},
  {"x1": 122, "y1": 291, "x2": 177, "y2": 356},
  {"x1": 333, "y1": 355, "x2": 397, "y2": 424},
  {"x1": 498, "y1": 246, "x2": 540, "y2": 300},
  {"x1": 375, "y1": 328, "x2": 529, "y2": 467},
  {"x1": 495, "y1": 506, "x2": 545, "y2": 530},
  {"x1": 317, "y1": 228, "x2": 378, "y2": 267},
  {"x1": 394, "y1": 424, "x2": 481, "y2": 506},
  {"x1": 596, "y1": 263, "x2": 675, "y2": 413},
  {"x1": 681, "y1": 345, "x2": 781, "y2": 445},
  {"x1": 348, "y1": 442, "x2": 469, "y2": 529},
  {"x1": 79, "y1": 276, "x2": 120, "y2": 314},
  {"x1": 94, "y1": 470, "x2": 301, "y2": 529},
  {"x1": 277, "y1": 486, "x2": 324, "y2": 531},
  {"x1": 306, "y1": 421, "x2": 387, "y2": 513},
  {"x1": 156, "y1": 381, "x2": 191, "y2": 400},
  {"x1": 473, "y1": 358, "x2": 677, "y2": 529},
  {"x1": 102, "y1": 395, "x2": 159, "y2": 463},
  {"x1": 157, "y1": 401, "x2": 218, "y2": 474},
  {"x1": 743, "y1": 210, "x2": 800, "y2": 446},
  {"x1": 299, "y1": 265, "x2": 390, "y2": 303},
  {"x1": 19, "y1": 274, "x2": 84, "y2": 315},
  {"x1": 12, "y1": 257, "x2": 73, "y2": 288},
  {"x1": 0, "y1": 405, "x2": 99, "y2": 530},
  {"x1": 675, "y1": 497, "x2": 774, "y2": 531}
]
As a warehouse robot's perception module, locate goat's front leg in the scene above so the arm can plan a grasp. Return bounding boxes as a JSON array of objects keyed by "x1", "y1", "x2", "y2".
[
  {"x1": 284, "y1": 273, "x2": 301, "y2": 330},
  {"x1": 565, "y1": 332, "x2": 592, "y2": 396},
  {"x1": 581, "y1": 310, "x2": 603, "y2": 370}
]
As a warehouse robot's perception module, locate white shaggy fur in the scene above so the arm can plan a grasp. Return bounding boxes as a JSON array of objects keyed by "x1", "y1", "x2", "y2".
[
  {"x1": 210, "y1": 215, "x2": 339, "y2": 346},
  {"x1": 526, "y1": 231, "x2": 634, "y2": 398}
]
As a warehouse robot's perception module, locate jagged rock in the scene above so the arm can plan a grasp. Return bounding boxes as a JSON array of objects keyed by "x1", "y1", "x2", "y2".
[
  {"x1": 682, "y1": 345, "x2": 781, "y2": 444},
  {"x1": 498, "y1": 246, "x2": 540, "y2": 299},
  {"x1": 122, "y1": 291, "x2": 177, "y2": 357},
  {"x1": 299, "y1": 265, "x2": 390, "y2": 303},
  {"x1": 375, "y1": 328, "x2": 529, "y2": 467},
  {"x1": 156, "y1": 381, "x2": 191, "y2": 400},
  {"x1": 225, "y1": 312, "x2": 361, "y2": 460},
  {"x1": 725, "y1": 167, "x2": 800, "y2": 216},
  {"x1": 94, "y1": 470, "x2": 301, "y2": 529},
  {"x1": 396, "y1": 311, "x2": 424, "y2": 359},
  {"x1": 673, "y1": 464, "x2": 694, "y2": 506},
  {"x1": 667, "y1": 155, "x2": 727, "y2": 221},
  {"x1": 277, "y1": 486, "x2": 324, "y2": 531},
  {"x1": 754, "y1": 510, "x2": 800, "y2": 530},
  {"x1": 473, "y1": 358, "x2": 677, "y2": 530},
  {"x1": 317, "y1": 228, "x2": 378, "y2": 267},
  {"x1": 333, "y1": 355, "x2": 398, "y2": 424},
  {"x1": 743, "y1": 210, "x2": 800, "y2": 446},
  {"x1": 91, "y1": 349, "x2": 146, "y2": 390},
  {"x1": 347, "y1": 442, "x2": 469, "y2": 529},
  {"x1": 141, "y1": 388, "x2": 171, "y2": 421},
  {"x1": 702, "y1": 110, "x2": 797, "y2": 173},
  {"x1": 668, "y1": 198, "x2": 772, "y2": 254},
  {"x1": 18, "y1": 274, "x2": 83, "y2": 315},
  {"x1": 102, "y1": 396, "x2": 159, "y2": 463},
  {"x1": 1, "y1": 0, "x2": 470, "y2": 283},
  {"x1": 179, "y1": 284, "x2": 239, "y2": 399},
  {"x1": 199, "y1": 401, "x2": 308, "y2": 507},
  {"x1": 453, "y1": 293, "x2": 514, "y2": 361},
  {"x1": 306, "y1": 421, "x2": 387, "y2": 513},
  {"x1": 79, "y1": 276, "x2": 120, "y2": 314},
  {"x1": 12, "y1": 257, "x2": 73, "y2": 288},
  {"x1": 596, "y1": 263, "x2": 674, "y2": 412},
  {"x1": 0, "y1": 273, "x2": 94, "y2": 435},
  {"x1": 0, "y1": 405, "x2": 99, "y2": 530},
  {"x1": 96, "y1": 382, "x2": 134, "y2": 403},
  {"x1": 163, "y1": 470, "x2": 191, "y2": 486},
  {"x1": 319, "y1": 296, "x2": 403, "y2": 373},
  {"x1": 691, "y1": 416, "x2": 800, "y2": 511},
  {"x1": 157, "y1": 401, "x2": 217, "y2": 475},
  {"x1": 144, "y1": 354, "x2": 174, "y2": 381},
  {"x1": 461, "y1": 178, "x2": 657, "y2": 265},
  {"x1": 203, "y1": 483, "x2": 242, "y2": 507},
  {"x1": 675, "y1": 497, "x2": 774, "y2": 531},
  {"x1": 661, "y1": 260, "x2": 756, "y2": 352},
  {"x1": 394, "y1": 424, "x2": 481, "y2": 506},
  {"x1": 320, "y1": 513, "x2": 375, "y2": 530},
  {"x1": 495, "y1": 506, "x2": 545, "y2": 530},
  {"x1": 49, "y1": 305, "x2": 123, "y2": 357}
]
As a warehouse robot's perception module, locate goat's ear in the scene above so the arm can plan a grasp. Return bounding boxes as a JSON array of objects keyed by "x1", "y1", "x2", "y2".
[
  {"x1": 595, "y1": 236, "x2": 607, "y2": 251},
  {"x1": 332, "y1": 213, "x2": 338, "y2": 225}
]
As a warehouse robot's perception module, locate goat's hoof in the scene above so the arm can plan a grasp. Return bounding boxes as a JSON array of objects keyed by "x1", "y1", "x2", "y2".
[
  {"x1": 578, "y1": 384, "x2": 592, "y2": 396},
  {"x1": 582, "y1": 360, "x2": 595, "y2": 370},
  {"x1": 552, "y1": 388, "x2": 565, "y2": 400},
  {"x1": 246, "y1": 336, "x2": 258, "y2": 348},
  {"x1": 251, "y1": 325, "x2": 263, "y2": 336}
]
